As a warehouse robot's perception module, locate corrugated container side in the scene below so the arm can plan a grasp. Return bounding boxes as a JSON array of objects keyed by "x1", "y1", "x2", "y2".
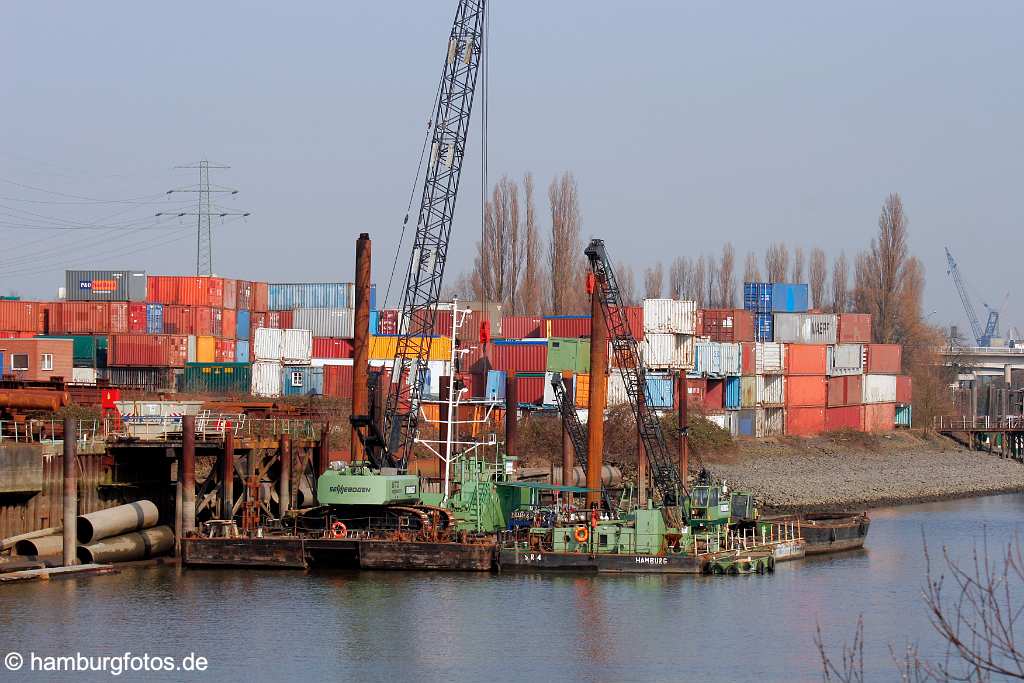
[
  {"x1": 222, "y1": 310, "x2": 236, "y2": 341},
  {"x1": 252, "y1": 361, "x2": 282, "y2": 397},
  {"x1": 215, "y1": 338, "x2": 235, "y2": 363},
  {"x1": 825, "y1": 405, "x2": 864, "y2": 431},
  {"x1": 377, "y1": 309, "x2": 399, "y2": 335},
  {"x1": 53, "y1": 302, "x2": 110, "y2": 334},
  {"x1": 252, "y1": 282, "x2": 269, "y2": 312},
  {"x1": 827, "y1": 344, "x2": 864, "y2": 376},
  {"x1": 754, "y1": 313, "x2": 774, "y2": 341},
  {"x1": 827, "y1": 375, "x2": 863, "y2": 407},
  {"x1": 741, "y1": 342, "x2": 756, "y2": 375},
  {"x1": 770, "y1": 283, "x2": 809, "y2": 313},
  {"x1": 895, "y1": 403, "x2": 912, "y2": 427},
  {"x1": 323, "y1": 363, "x2": 354, "y2": 399},
  {"x1": 773, "y1": 313, "x2": 838, "y2": 344},
  {"x1": 607, "y1": 369, "x2": 628, "y2": 405},
  {"x1": 235, "y1": 309, "x2": 251, "y2": 341},
  {"x1": 544, "y1": 316, "x2": 592, "y2": 338},
  {"x1": 146, "y1": 303, "x2": 164, "y2": 334},
  {"x1": 574, "y1": 373, "x2": 590, "y2": 408},
  {"x1": 161, "y1": 305, "x2": 189, "y2": 335},
  {"x1": 684, "y1": 377, "x2": 706, "y2": 407},
  {"x1": 268, "y1": 283, "x2": 354, "y2": 310},
  {"x1": 513, "y1": 373, "x2": 545, "y2": 404},
  {"x1": 756, "y1": 374, "x2": 785, "y2": 405},
  {"x1": 128, "y1": 303, "x2": 147, "y2": 333},
  {"x1": 646, "y1": 374, "x2": 674, "y2": 409},
  {"x1": 108, "y1": 334, "x2": 187, "y2": 367},
  {"x1": 282, "y1": 329, "x2": 313, "y2": 364},
  {"x1": 312, "y1": 337, "x2": 354, "y2": 359},
  {"x1": 642, "y1": 299, "x2": 696, "y2": 334},
  {"x1": 211, "y1": 308, "x2": 224, "y2": 338},
  {"x1": 785, "y1": 375, "x2": 827, "y2": 407},
  {"x1": 864, "y1": 403, "x2": 896, "y2": 432},
  {"x1": 755, "y1": 342, "x2": 785, "y2": 374},
  {"x1": 292, "y1": 308, "x2": 355, "y2": 338},
  {"x1": 756, "y1": 406, "x2": 785, "y2": 437},
  {"x1": 146, "y1": 275, "x2": 176, "y2": 304},
  {"x1": 786, "y1": 344, "x2": 827, "y2": 375},
  {"x1": 642, "y1": 333, "x2": 694, "y2": 369},
  {"x1": 705, "y1": 378, "x2": 724, "y2": 411},
  {"x1": 838, "y1": 313, "x2": 872, "y2": 343},
  {"x1": 235, "y1": 340, "x2": 250, "y2": 364},
  {"x1": 491, "y1": 340, "x2": 547, "y2": 373},
  {"x1": 743, "y1": 283, "x2": 772, "y2": 313},
  {"x1": 205, "y1": 278, "x2": 224, "y2": 308},
  {"x1": 109, "y1": 302, "x2": 129, "y2": 335},
  {"x1": 177, "y1": 277, "x2": 212, "y2": 306},
  {"x1": 65, "y1": 270, "x2": 146, "y2": 302},
  {"x1": 368, "y1": 336, "x2": 452, "y2": 362},
  {"x1": 501, "y1": 316, "x2": 543, "y2": 339},
  {"x1": 865, "y1": 344, "x2": 902, "y2": 374},
  {"x1": 740, "y1": 376, "x2": 757, "y2": 408},
  {"x1": 697, "y1": 309, "x2": 755, "y2": 342},
  {"x1": 786, "y1": 406, "x2": 826, "y2": 436},
  {"x1": 724, "y1": 376, "x2": 741, "y2": 409},
  {"x1": 737, "y1": 409, "x2": 756, "y2": 437},
  {"x1": 235, "y1": 280, "x2": 252, "y2": 310},
  {"x1": 281, "y1": 365, "x2": 324, "y2": 396},
  {"x1": 862, "y1": 374, "x2": 897, "y2": 404},
  {"x1": 222, "y1": 279, "x2": 237, "y2": 310},
  {"x1": 896, "y1": 375, "x2": 912, "y2": 403},
  {"x1": 179, "y1": 362, "x2": 251, "y2": 394}
]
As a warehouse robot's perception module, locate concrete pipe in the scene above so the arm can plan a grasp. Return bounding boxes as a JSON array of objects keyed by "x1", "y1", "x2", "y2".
[
  {"x1": 14, "y1": 534, "x2": 64, "y2": 557},
  {"x1": 76, "y1": 525, "x2": 174, "y2": 564},
  {"x1": 77, "y1": 500, "x2": 159, "y2": 544}
]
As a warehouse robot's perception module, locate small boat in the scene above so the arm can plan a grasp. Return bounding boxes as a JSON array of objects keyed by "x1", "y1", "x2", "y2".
[{"x1": 763, "y1": 512, "x2": 870, "y2": 555}]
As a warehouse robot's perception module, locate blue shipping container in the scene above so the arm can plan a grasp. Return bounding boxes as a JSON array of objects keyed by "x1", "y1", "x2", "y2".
[
  {"x1": 370, "y1": 284, "x2": 376, "y2": 311},
  {"x1": 743, "y1": 282, "x2": 773, "y2": 313},
  {"x1": 645, "y1": 374, "x2": 674, "y2": 409},
  {"x1": 146, "y1": 303, "x2": 163, "y2": 334},
  {"x1": 485, "y1": 370, "x2": 507, "y2": 401},
  {"x1": 236, "y1": 309, "x2": 251, "y2": 341},
  {"x1": 895, "y1": 404, "x2": 912, "y2": 427},
  {"x1": 281, "y1": 365, "x2": 324, "y2": 396},
  {"x1": 236, "y1": 340, "x2": 250, "y2": 363},
  {"x1": 770, "y1": 283, "x2": 809, "y2": 313},
  {"x1": 369, "y1": 310, "x2": 379, "y2": 335},
  {"x1": 724, "y1": 376, "x2": 741, "y2": 409},
  {"x1": 737, "y1": 409, "x2": 756, "y2": 436},
  {"x1": 755, "y1": 313, "x2": 774, "y2": 341},
  {"x1": 268, "y1": 283, "x2": 354, "y2": 310}
]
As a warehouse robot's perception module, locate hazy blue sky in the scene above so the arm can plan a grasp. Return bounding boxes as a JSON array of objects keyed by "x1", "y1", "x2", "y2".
[{"x1": 2, "y1": 1, "x2": 1021, "y2": 334}]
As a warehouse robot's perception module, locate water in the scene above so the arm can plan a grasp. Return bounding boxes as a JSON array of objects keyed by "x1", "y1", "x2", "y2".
[{"x1": 2, "y1": 494, "x2": 1023, "y2": 682}]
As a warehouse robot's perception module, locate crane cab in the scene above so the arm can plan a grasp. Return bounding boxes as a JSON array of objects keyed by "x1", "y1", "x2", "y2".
[{"x1": 687, "y1": 483, "x2": 731, "y2": 530}]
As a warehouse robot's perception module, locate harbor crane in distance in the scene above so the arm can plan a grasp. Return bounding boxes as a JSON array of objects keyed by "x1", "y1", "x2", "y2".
[
  {"x1": 945, "y1": 246, "x2": 1001, "y2": 347},
  {"x1": 584, "y1": 239, "x2": 688, "y2": 515},
  {"x1": 350, "y1": 0, "x2": 486, "y2": 471}
]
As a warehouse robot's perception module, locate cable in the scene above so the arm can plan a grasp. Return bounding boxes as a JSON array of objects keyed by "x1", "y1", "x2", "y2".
[{"x1": 0, "y1": 176, "x2": 171, "y2": 204}]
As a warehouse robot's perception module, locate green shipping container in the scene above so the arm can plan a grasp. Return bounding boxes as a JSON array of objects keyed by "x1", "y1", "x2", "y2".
[
  {"x1": 895, "y1": 403, "x2": 912, "y2": 428},
  {"x1": 179, "y1": 363, "x2": 252, "y2": 394},
  {"x1": 546, "y1": 337, "x2": 591, "y2": 374},
  {"x1": 36, "y1": 335, "x2": 107, "y2": 368}
]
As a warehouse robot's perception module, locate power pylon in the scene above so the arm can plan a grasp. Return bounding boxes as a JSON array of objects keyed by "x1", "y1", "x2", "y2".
[{"x1": 157, "y1": 160, "x2": 250, "y2": 276}]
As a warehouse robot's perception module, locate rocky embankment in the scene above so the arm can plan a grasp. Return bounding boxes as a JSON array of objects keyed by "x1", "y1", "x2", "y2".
[{"x1": 701, "y1": 431, "x2": 1024, "y2": 512}]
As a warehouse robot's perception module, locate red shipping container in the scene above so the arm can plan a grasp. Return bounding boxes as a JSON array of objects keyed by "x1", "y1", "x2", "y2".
[
  {"x1": 827, "y1": 375, "x2": 863, "y2": 407},
  {"x1": 786, "y1": 344, "x2": 827, "y2": 375},
  {"x1": 126, "y1": 303, "x2": 146, "y2": 333},
  {"x1": 106, "y1": 302, "x2": 126, "y2": 334},
  {"x1": 215, "y1": 338, "x2": 235, "y2": 363},
  {"x1": 544, "y1": 316, "x2": 591, "y2": 338},
  {"x1": 222, "y1": 279, "x2": 237, "y2": 310},
  {"x1": 864, "y1": 403, "x2": 896, "y2": 432},
  {"x1": 705, "y1": 378, "x2": 725, "y2": 411},
  {"x1": 741, "y1": 342, "x2": 756, "y2": 375},
  {"x1": 146, "y1": 275, "x2": 177, "y2": 304},
  {"x1": 313, "y1": 337, "x2": 354, "y2": 359},
  {"x1": 267, "y1": 310, "x2": 292, "y2": 329},
  {"x1": 896, "y1": 375, "x2": 912, "y2": 403},
  {"x1": 162, "y1": 305, "x2": 191, "y2": 335},
  {"x1": 500, "y1": 316, "x2": 543, "y2": 339},
  {"x1": 174, "y1": 277, "x2": 210, "y2": 306},
  {"x1": 0, "y1": 331, "x2": 36, "y2": 339},
  {"x1": 252, "y1": 282, "x2": 269, "y2": 312},
  {"x1": 211, "y1": 308, "x2": 224, "y2": 337},
  {"x1": 222, "y1": 309, "x2": 236, "y2": 341},
  {"x1": 514, "y1": 374, "x2": 545, "y2": 404},
  {"x1": 54, "y1": 302, "x2": 110, "y2": 334},
  {"x1": 205, "y1": 278, "x2": 224, "y2": 308},
  {"x1": 191, "y1": 307, "x2": 214, "y2": 336},
  {"x1": 786, "y1": 375, "x2": 827, "y2": 407},
  {"x1": 458, "y1": 341, "x2": 491, "y2": 375},
  {"x1": 235, "y1": 280, "x2": 253, "y2": 310},
  {"x1": 865, "y1": 344, "x2": 902, "y2": 374},
  {"x1": 109, "y1": 334, "x2": 188, "y2": 367},
  {"x1": 249, "y1": 311, "x2": 267, "y2": 330},
  {"x1": 697, "y1": 309, "x2": 755, "y2": 343},
  {"x1": 378, "y1": 309, "x2": 399, "y2": 335},
  {"x1": 0, "y1": 300, "x2": 41, "y2": 333},
  {"x1": 323, "y1": 364, "x2": 354, "y2": 398},
  {"x1": 825, "y1": 405, "x2": 864, "y2": 431},
  {"x1": 838, "y1": 313, "x2": 872, "y2": 343},
  {"x1": 786, "y1": 406, "x2": 826, "y2": 436},
  {"x1": 684, "y1": 377, "x2": 707, "y2": 407},
  {"x1": 491, "y1": 342, "x2": 546, "y2": 373}
]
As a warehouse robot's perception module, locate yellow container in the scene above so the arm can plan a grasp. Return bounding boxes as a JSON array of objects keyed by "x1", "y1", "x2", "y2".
[
  {"x1": 575, "y1": 373, "x2": 590, "y2": 408},
  {"x1": 369, "y1": 336, "x2": 452, "y2": 361},
  {"x1": 196, "y1": 335, "x2": 216, "y2": 363}
]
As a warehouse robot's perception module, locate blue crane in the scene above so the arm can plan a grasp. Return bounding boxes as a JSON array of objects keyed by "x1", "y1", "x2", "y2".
[{"x1": 945, "y1": 246, "x2": 999, "y2": 347}]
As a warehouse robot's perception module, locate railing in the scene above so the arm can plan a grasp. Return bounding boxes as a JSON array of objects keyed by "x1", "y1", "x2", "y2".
[
  {"x1": 0, "y1": 418, "x2": 104, "y2": 445},
  {"x1": 934, "y1": 415, "x2": 1024, "y2": 431},
  {"x1": 105, "y1": 412, "x2": 324, "y2": 442}
]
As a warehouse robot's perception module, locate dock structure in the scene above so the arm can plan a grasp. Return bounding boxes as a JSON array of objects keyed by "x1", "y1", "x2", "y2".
[{"x1": 934, "y1": 415, "x2": 1024, "y2": 461}]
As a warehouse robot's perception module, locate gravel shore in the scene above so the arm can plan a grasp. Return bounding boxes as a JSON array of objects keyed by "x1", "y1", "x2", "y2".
[{"x1": 701, "y1": 431, "x2": 1024, "y2": 512}]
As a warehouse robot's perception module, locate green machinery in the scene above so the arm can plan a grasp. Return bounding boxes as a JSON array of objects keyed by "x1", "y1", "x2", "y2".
[{"x1": 316, "y1": 463, "x2": 420, "y2": 507}]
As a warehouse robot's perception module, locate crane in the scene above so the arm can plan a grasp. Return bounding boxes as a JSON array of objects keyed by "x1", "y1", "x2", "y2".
[
  {"x1": 584, "y1": 239, "x2": 687, "y2": 510},
  {"x1": 945, "y1": 246, "x2": 1000, "y2": 347},
  {"x1": 352, "y1": 0, "x2": 486, "y2": 470},
  {"x1": 550, "y1": 373, "x2": 588, "y2": 468}
]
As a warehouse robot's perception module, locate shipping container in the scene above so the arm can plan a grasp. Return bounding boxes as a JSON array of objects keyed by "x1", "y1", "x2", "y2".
[
  {"x1": 252, "y1": 361, "x2": 282, "y2": 397},
  {"x1": 178, "y1": 277, "x2": 214, "y2": 306},
  {"x1": 864, "y1": 403, "x2": 896, "y2": 432},
  {"x1": 786, "y1": 406, "x2": 825, "y2": 436},
  {"x1": 323, "y1": 363, "x2": 354, "y2": 399},
  {"x1": 282, "y1": 329, "x2": 313, "y2": 365},
  {"x1": 642, "y1": 299, "x2": 696, "y2": 335},
  {"x1": 281, "y1": 365, "x2": 324, "y2": 396},
  {"x1": 825, "y1": 405, "x2": 863, "y2": 431},
  {"x1": 895, "y1": 403, "x2": 912, "y2": 428},
  {"x1": 756, "y1": 406, "x2": 785, "y2": 437},
  {"x1": 196, "y1": 336, "x2": 216, "y2": 363},
  {"x1": 312, "y1": 337, "x2": 354, "y2": 359},
  {"x1": 235, "y1": 280, "x2": 252, "y2": 310},
  {"x1": 484, "y1": 370, "x2": 506, "y2": 401},
  {"x1": 646, "y1": 374, "x2": 674, "y2": 409},
  {"x1": 696, "y1": 309, "x2": 754, "y2": 342},
  {"x1": 755, "y1": 342, "x2": 786, "y2": 374},
  {"x1": 827, "y1": 375, "x2": 863, "y2": 407},
  {"x1": 235, "y1": 340, "x2": 250, "y2": 364},
  {"x1": 490, "y1": 339, "x2": 547, "y2": 373},
  {"x1": 377, "y1": 309, "x2": 399, "y2": 335},
  {"x1": 108, "y1": 334, "x2": 188, "y2": 367},
  {"x1": 109, "y1": 302, "x2": 129, "y2": 334},
  {"x1": 368, "y1": 336, "x2": 452, "y2": 362},
  {"x1": 235, "y1": 309, "x2": 251, "y2": 341},
  {"x1": 827, "y1": 344, "x2": 864, "y2": 376},
  {"x1": 543, "y1": 315, "x2": 591, "y2": 339},
  {"x1": 292, "y1": 308, "x2": 355, "y2": 338},
  {"x1": 607, "y1": 370, "x2": 628, "y2": 405},
  {"x1": 211, "y1": 308, "x2": 224, "y2": 338},
  {"x1": 741, "y1": 342, "x2": 756, "y2": 375},
  {"x1": 757, "y1": 374, "x2": 785, "y2": 405},
  {"x1": 785, "y1": 375, "x2": 827, "y2": 407},
  {"x1": 161, "y1": 305, "x2": 189, "y2": 335},
  {"x1": 693, "y1": 341, "x2": 742, "y2": 377},
  {"x1": 865, "y1": 344, "x2": 902, "y2": 374},
  {"x1": 268, "y1": 283, "x2": 355, "y2": 310},
  {"x1": 683, "y1": 377, "x2": 706, "y2": 407},
  {"x1": 501, "y1": 316, "x2": 543, "y2": 339},
  {"x1": 724, "y1": 376, "x2": 741, "y2": 410},
  {"x1": 205, "y1": 278, "x2": 225, "y2": 308},
  {"x1": 221, "y1": 309, "x2": 236, "y2": 342},
  {"x1": 71, "y1": 367, "x2": 97, "y2": 384},
  {"x1": 514, "y1": 372, "x2": 546, "y2": 405},
  {"x1": 642, "y1": 333, "x2": 694, "y2": 369},
  {"x1": 252, "y1": 282, "x2": 269, "y2": 312},
  {"x1": 773, "y1": 313, "x2": 838, "y2": 344},
  {"x1": 215, "y1": 338, "x2": 235, "y2": 363},
  {"x1": 65, "y1": 270, "x2": 146, "y2": 301},
  {"x1": 770, "y1": 283, "x2": 809, "y2": 313},
  {"x1": 146, "y1": 275, "x2": 177, "y2": 304},
  {"x1": 740, "y1": 375, "x2": 757, "y2": 408},
  {"x1": 179, "y1": 363, "x2": 251, "y2": 394},
  {"x1": 754, "y1": 313, "x2": 774, "y2": 341},
  {"x1": 0, "y1": 301, "x2": 41, "y2": 333},
  {"x1": 785, "y1": 344, "x2": 827, "y2": 375},
  {"x1": 862, "y1": 374, "x2": 897, "y2": 404},
  {"x1": 736, "y1": 409, "x2": 756, "y2": 437},
  {"x1": 705, "y1": 378, "x2": 724, "y2": 411},
  {"x1": 743, "y1": 283, "x2": 773, "y2": 313},
  {"x1": 838, "y1": 313, "x2": 872, "y2": 343},
  {"x1": 222, "y1": 279, "x2": 237, "y2": 310},
  {"x1": 546, "y1": 337, "x2": 591, "y2": 374},
  {"x1": 574, "y1": 373, "x2": 590, "y2": 408},
  {"x1": 97, "y1": 367, "x2": 175, "y2": 392},
  {"x1": 130, "y1": 302, "x2": 150, "y2": 333},
  {"x1": 896, "y1": 375, "x2": 912, "y2": 403},
  {"x1": 146, "y1": 303, "x2": 164, "y2": 334}
]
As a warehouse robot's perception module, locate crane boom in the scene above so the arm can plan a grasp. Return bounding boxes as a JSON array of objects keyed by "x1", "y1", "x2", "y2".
[
  {"x1": 584, "y1": 239, "x2": 687, "y2": 508},
  {"x1": 945, "y1": 246, "x2": 997, "y2": 346},
  {"x1": 355, "y1": 0, "x2": 486, "y2": 469},
  {"x1": 550, "y1": 373, "x2": 588, "y2": 468}
]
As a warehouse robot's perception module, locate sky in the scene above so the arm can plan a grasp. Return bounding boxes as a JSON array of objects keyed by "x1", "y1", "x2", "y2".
[{"x1": 1, "y1": 1, "x2": 1021, "y2": 335}]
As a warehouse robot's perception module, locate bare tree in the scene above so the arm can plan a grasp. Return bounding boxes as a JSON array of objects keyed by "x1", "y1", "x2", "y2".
[
  {"x1": 809, "y1": 248, "x2": 827, "y2": 310},
  {"x1": 743, "y1": 251, "x2": 761, "y2": 283},
  {"x1": 615, "y1": 262, "x2": 637, "y2": 306},
  {"x1": 792, "y1": 247, "x2": 805, "y2": 284},
  {"x1": 718, "y1": 243, "x2": 736, "y2": 308},
  {"x1": 691, "y1": 256, "x2": 706, "y2": 307},
  {"x1": 705, "y1": 253, "x2": 720, "y2": 308},
  {"x1": 764, "y1": 242, "x2": 790, "y2": 282},
  {"x1": 669, "y1": 256, "x2": 688, "y2": 298},
  {"x1": 643, "y1": 262, "x2": 664, "y2": 299},
  {"x1": 547, "y1": 172, "x2": 585, "y2": 314},
  {"x1": 474, "y1": 175, "x2": 520, "y2": 306},
  {"x1": 832, "y1": 252, "x2": 849, "y2": 313},
  {"x1": 520, "y1": 173, "x2": 545, "y2": 314},
  {"x1": 854, "y1": 193, "x2": 913, "y2": 343}
]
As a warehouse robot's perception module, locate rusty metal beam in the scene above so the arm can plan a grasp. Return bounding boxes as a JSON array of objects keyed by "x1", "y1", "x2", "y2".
[
  {"x1": 352, "y1": 233, "x2": 372, "y2": 462},
  {"x1": 62, "y1": 418, "x2": 77, "y2": 567},
  {"x1": 586, "y1": 287, "x2": 608, "y2": 506},
  {"x1": 279, "y1": 434, "x2": 291, "y2": 516},
  {"x1": 678, "y1": 371, "x2": 689, "y2": 483},
  {"x1": 222, "y1": 427, "x2": 235, "y2": 520},
  {"x1": 182, "y1": 415, "x2": 196, "y2": 534}
]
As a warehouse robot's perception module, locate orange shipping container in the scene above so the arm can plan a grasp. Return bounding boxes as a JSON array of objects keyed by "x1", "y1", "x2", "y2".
[
  {"x1": 786, "y1": 406, "x2": 826, "y2": 436},
  {"x1": 235, "y1": 280, "x2": 253, "y2": 310},
  {"x1": 837, "y1": 313, "x2": 872, "y2": 343},
  {"x1": 146, "y1": 275, "x2": 178, "y2": 304},
  {"x1": 52, "y1": 302, "x2": 109, "y2": 334},
  {"x1": 108, "y1": 334, "x2": 188, "y2": 367},
  {"x1": 741, "y1": 342, "x2": 756, "y2": 375},
  {"x1": 865, "y1": 344, "x2": 902, "y2": 374},
  {"x1": 575, "y1": 373, "x2": 591, "y2": 408},
  {"x1": 162, "y1": 305, "x2": 193, "y2": 335},
  {"x1": 222, "y1": 309, "x2": 236, "y2": 341},
  {"x1": 323, "y1": 363, "x2": 353, "y2": 399},
  {"x1": 252, "y1": 282, "x2": 269, "y2": 313},
  {"x1": 205, "y1": 277, "x2": 224, "y2": 308},
  {"x1": 864, "y1": 403, "x2": 896, "y2": 432},
  {"x1": 177, "y1": 277, "x2": 211, "y2": 306},
  {"x1": 896, "y1": 375, "x2": 912, "y2": 403},
  {"x1": 222, "y1": 279, "x2": 237, "y2": 310},
  {"x1": 0, "y1": 300, "x2": 41, "y2": 333},
  {"x1": 825, "y1": 405, "x2": 864, "y2": 431},
  {"x1": 785, "y1": 375, "x2": 827, "y2": 407},
  {"x1": 697, "y1": 309, "x2": 755, "y2": 343},
  {"x1": 785, "y1": 344, "x2": 827, "y2": 375},
  {"x1": 827, "y1": 375, "x2": 863, "y2": 407}
]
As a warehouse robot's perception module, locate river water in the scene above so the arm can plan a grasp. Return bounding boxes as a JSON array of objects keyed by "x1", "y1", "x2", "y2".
[{"x1": 1, "y1": 494, "x2": 1022, "y2": 682}]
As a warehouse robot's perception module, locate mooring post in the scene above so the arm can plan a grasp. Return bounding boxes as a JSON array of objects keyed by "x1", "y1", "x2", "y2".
[
  {"x1": 279, "y1": 433, "x2": 291, "y2": 517},
  {"x1": 62, "y1": 418, "x2": 77, "y2": 567},
  {"x1": 317, "y1": 423, "x2": 331, "y2": 476},
  {"x1": 677, "y1": 371, "x2": 689, "y2": 483},
  {"x1": 352, "y1": 233, "x2": 371, "y2": 463},
  {"x1": 586, "y1": 286, "x2": 608, "y2": 507},
  {"x1": 182, "y1": 415, "x2": 196, "y2": 536},
  {"x1": 222, "y1": 425, "x2": 234, "y2": 520}
]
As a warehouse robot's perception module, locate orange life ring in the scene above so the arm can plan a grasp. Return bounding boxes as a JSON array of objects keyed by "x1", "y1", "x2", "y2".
[
  {"x1": 573, "y1": 525, "x2": 589, "y2": 544},
  {"x1": 331, "y1": 521, "x2": 347, "y2": 539}
]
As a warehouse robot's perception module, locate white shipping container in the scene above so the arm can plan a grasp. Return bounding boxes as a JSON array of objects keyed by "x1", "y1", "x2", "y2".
[
  {"x1": 607, "y1": 369, "x2": 628, "y2": 405},
  {"x1": 755, "y1": 342, "x2": 786, "y2": 374},
  {"x1": 71, "y1": 367, "x2": 97, "y2": 384},
  {"x1": 773, "y1": 313, "x2": 838, "y2": 345},
  {"x1": 282, "y1": 329, "x2": 313, "y2": 365},
  {"x1": 642, "y1": 299, "x2": 696, "y2": 335},
  {"x1": 694, "y1": 341, "x2": 740, "y2": 376},
  {"x1": 862, "y1": 374, "x2": 897, "y2": 404},
  {"x1": 642, "y1": 333, "x2": 694, "y2": 369},
  {"x1": 252, "y1": 361, "x2": 283, "y2": 397},
  {"x1": 756, "y1": 374, "x2": 785, "y2": 405},
  {"x1": 720, "y1": 343, "x2": 742, "y2": 375},
  {"x1": 292, "y1": 308, "x2": 355, "y2": 338},
  {"x1": 706, "y1": 412, "x2": 730, "y2": 432},
  {"x1": 187, "y1": 335, "x2": 197, "y2": 363},
  {"x1": 827, "y1": 344, "x2": 864, "y2": 376},
  {"x1": 253, "y1": 328, "x2": 284, "y2": 362},
  {"x1": 310, "y1": 358, "x2": 354, "y2": 368},
  {"x1": 756, "y1": 406, "x2": 785, "y2": 437}
]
